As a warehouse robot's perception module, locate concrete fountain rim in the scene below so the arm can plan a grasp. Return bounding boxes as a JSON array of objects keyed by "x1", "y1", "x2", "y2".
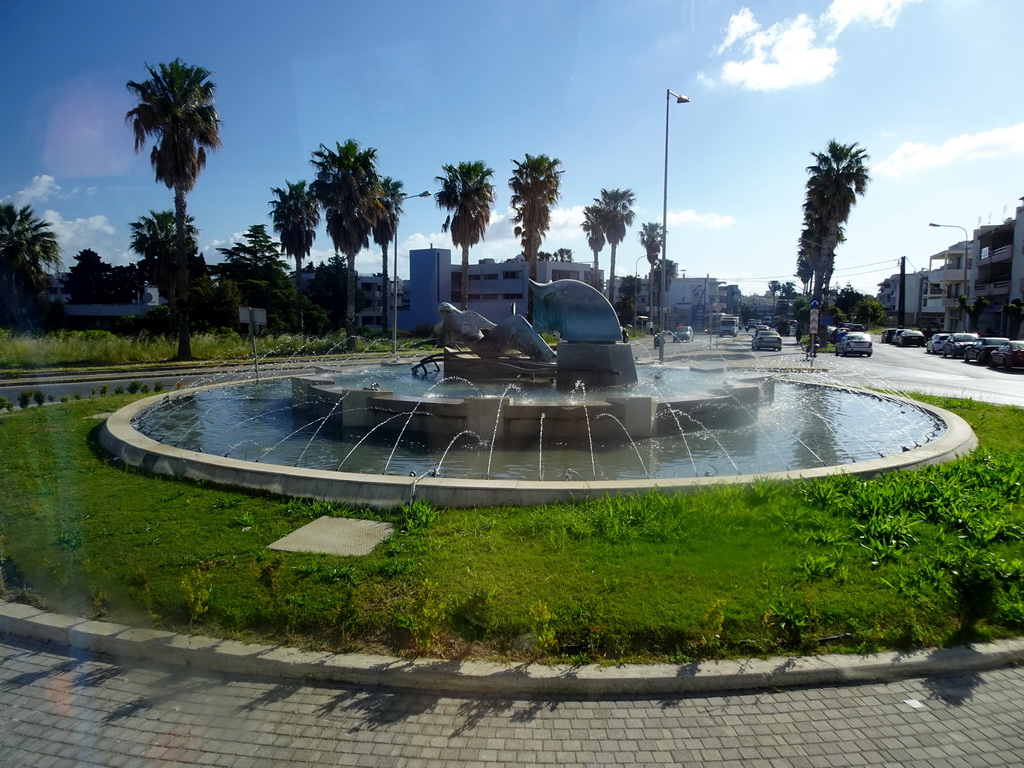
[{"x1": 97, "y1": 373, "x2": 978, "y2": 510}]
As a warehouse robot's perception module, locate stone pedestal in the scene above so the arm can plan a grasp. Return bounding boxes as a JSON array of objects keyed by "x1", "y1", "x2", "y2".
[{"x1": 555, "y1": 342, "x2": 637, "y2": 391}]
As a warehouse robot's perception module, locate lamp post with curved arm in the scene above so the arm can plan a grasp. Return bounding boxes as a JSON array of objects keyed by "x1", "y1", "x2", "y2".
[
  {"x1": 660, "y1": 89, "x2": 691, "y2": 362},
  {"x1": 929, "y1": 223, "x2": 971, "y2": 331},
  {"x1": 391, "y1": 191, "x2": 431, "y2": 357}
]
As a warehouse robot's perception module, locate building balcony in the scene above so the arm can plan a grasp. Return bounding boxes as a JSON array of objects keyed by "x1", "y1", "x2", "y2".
[
  {"x1": 989, "y1": 245, "x2": 1013, "y2": 263},
  {"x1": 943, "y1": 298, "x2": 961, "y2": 308},
  {"x1": 974, "y1": 279, "x2": 1011, "y2": 296}
]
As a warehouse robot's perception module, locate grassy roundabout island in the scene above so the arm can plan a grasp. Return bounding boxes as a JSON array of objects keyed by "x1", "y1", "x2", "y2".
[{"x1": 2, "y1": 392, "x2": 1024, "y2": 663}]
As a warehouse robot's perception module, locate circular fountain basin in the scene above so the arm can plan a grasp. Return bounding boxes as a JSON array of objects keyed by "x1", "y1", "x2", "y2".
[{"x1": 98, "y1": 365, "x2": 978, "y2": 510}]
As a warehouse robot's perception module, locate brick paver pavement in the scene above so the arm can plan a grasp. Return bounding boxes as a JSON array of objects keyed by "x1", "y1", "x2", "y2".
[{"x1": 2, "y1": 634, "x2": 1022, "y2": 767}]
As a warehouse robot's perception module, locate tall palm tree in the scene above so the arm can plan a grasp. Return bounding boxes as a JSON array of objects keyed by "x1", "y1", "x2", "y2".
[
  {"x1": 269, "y1": 180, "x2": 320, "y2": 335},
  {"x1": 128, "y1": 209, "x2": 197, "y2": 309},
  {"x1": 802, "y1": 140, "x2": 870, "y2": 302},
  {"x1": 581, "y1": 204, "x2": 606, "y2": 292},
  {"x1": 435, "y1": 161, "x2": 495, "y2": 310},
  {"x1": 0, "y1": 203, "x2": 61, "y2": 327},
  {"x1": 596, "y1": 188, "x2": 636, "y2": 304},
  {"x1": 126, "y1": 58, "x2": 221, "y2": 361},
  {"x1": 509, "y1": 154, "x2": 563, "y2": 320},
  {"x1": 310, "y1": 140, "x2": 383, "y2": 350},
  {"x1": 638, "y1": 222, "x2": 663, "y2": 322},
  {"x1": 372, "y1": 177, "x2": 405, "y2": 333}
]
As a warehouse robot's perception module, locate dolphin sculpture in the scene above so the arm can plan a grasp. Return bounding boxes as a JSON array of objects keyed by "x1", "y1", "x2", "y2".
[
  {"x1": 530, "y1": 279, "x2": 622, "y2": 342},
  {"x1": 437, "y1": 303, "x2": 555, "y2": 362}
]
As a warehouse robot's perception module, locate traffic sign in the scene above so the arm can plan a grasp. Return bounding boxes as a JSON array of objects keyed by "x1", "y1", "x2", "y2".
[{"x1": 810, "y1": 298, "x2": 820, "y2": 309}]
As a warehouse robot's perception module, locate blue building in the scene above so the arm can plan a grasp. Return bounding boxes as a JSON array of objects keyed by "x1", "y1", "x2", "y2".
[{"x1": 398, "y1": 247, "x2": 598, "y2": 330}]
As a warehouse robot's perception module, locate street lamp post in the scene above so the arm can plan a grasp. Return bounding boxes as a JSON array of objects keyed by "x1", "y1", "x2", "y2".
[
  {"x1": 391, "y1": 190, "x2": 431, "y2": 357},
  {"x1": 634, "y1": 254, "x2": 647, "y2": 331},
  {"x1": 660, "y1": 89, "x2": 690, "y2": 362},
  {"x1": 929, "y1": 223, "x2": 970, "y2": 331}
]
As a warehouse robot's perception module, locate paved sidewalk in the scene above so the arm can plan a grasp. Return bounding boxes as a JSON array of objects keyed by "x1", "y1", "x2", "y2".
[{"x1": 2, "y1": 632, "x2": 1023, "y2": 767}]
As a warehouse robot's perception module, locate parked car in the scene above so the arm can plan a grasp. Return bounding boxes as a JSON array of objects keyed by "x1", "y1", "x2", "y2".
[
  {"x1": 881, "y1": 328, "x2": 902, "y2": 344},
  {"x1": 834, "y1": 331, "x2": 873, "y2": 357},
  {"x1": 988, "y1": 341, "x2": 1024, "y2": 369},
  {"x1": 896, "y1": 329, "x2": 926, "y2": 347},
  {"x1": 963, "y1": 337, "x2": 1009, "y2": 364},
  {"x1": 941, "y1": 333, "x2": 979, "y2": 358},
  {"x1": 751, "y1": 330, "x2": 782, "y2": 351},
  {"x1": 925, "y1": 332, "x2": 951, "y2": 354}
]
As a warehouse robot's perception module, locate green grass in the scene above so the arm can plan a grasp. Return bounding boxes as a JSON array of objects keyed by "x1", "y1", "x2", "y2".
[
  {"x1": 1, "y1": 392, "x2": 1023, "y2": 662},
  {"x1": 0, "y1": 329, "x2": 434, "y2": 373}
]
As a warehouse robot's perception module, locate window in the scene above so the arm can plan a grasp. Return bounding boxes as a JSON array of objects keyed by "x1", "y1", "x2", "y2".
[{"x1": 503, "y1": 271, "x2": 521, "y2": 279}]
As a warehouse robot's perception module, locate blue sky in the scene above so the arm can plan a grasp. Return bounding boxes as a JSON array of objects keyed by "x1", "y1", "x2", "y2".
[{"x1": 3, "y1": 0, "x2": 1023, "y2": 297}]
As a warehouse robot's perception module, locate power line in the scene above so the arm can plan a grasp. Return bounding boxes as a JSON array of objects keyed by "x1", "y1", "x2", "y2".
[{"x1": 716, "y1": 258, "x2": 898, "y2": 283}]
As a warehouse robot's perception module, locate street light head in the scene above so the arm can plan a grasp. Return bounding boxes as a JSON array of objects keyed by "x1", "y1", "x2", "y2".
[
  {"x1": 928, "y1": 223, "x2": 940, "y2": 228},
  {"x1": 675, "y1": 94, "x2": 690, "y2": 104}
]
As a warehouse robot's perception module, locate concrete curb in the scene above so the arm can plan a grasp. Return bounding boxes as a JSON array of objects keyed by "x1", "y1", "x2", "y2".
[{"x1": 3, "y1": 600, "x2": 1022, "y2": 697}]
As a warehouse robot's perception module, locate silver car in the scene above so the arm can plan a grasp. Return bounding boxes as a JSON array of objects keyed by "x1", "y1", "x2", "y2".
[
  {"x1": 926, "y1": 332, "x2": 950, "y2": 353},
  {"x1": 835, "y1": 331, "x2": 873, "y2": 357}
]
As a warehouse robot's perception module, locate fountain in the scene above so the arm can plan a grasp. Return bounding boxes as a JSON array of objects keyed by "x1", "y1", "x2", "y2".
[{"x1": 99, "y1": 280, "x2": 978, "y2": 509}]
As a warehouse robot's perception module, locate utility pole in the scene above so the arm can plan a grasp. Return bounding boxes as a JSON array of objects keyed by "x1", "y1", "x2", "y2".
[{"x1": 897, "y1": 256, "x2": 906, "y2": 328}]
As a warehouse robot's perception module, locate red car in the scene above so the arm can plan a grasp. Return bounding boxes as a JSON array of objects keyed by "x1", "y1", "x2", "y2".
[{"x1": 988, "y1": 341, "x2": 1024, "y2": 369}]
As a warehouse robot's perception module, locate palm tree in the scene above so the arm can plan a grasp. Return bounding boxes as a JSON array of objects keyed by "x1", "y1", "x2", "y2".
[
  {"x1": 310, "y1": 140, "x2": 383, "y2": 350},
  {"x1": 128, "y1": 209, "x2": 197, "y2": 309},
  {"x1": 269, "y1": 180, "x2": 320, "y2": 335},
  {"x1": 596, "y1": 188, "x2": 636, "y2": 304},
  {"x1": 371, "y1": 177, "x2": 405, "y2": 333},
  {"x1": 638, "y1": 222, "x2": 663, "y2": 322},
  {"x1": 581, "y1": 205, "x2": 606, "y2": 292},
  {"x1": 435, "y1": 161, "x2": 495, "y2": 310},
  {"x1": 126, "y1": 58, "x2": 221, "y2": 361},
  {"x1": 0, "y1": 203, "x2": 61, "y2": 327},
  {"x1": 509, "y1": 154, "x2": 563, "y2": 320},
  {"x1": 802, "y1": 140, "x2": 870, "y2": 303}
]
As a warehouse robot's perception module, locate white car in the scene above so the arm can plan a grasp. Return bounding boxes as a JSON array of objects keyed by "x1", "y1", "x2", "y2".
[
  {"x1": 835, "y1": 331, "x2": 873, "y2": 357},
  {"x1": 925, "y1": 333, "x2": 950, "y2": 354},
  {"x1": 752, "y1": 330, "x2": 782, "y2": 351}
]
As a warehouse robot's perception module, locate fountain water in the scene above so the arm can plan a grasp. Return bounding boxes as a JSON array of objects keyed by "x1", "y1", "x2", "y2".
[{"x1": 99, "y1": 281, "x2": 978, "y2": 509}]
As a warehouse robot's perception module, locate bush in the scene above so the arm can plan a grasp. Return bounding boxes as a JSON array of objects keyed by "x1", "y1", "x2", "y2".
[
  {"x1": 32, "y1": 391, "x2": 45, "y2": 406},
  {"x1": 17, "y1": 392, "x2": 31, "y2": 409},
  {"x1": 0, "y1": 396, "x2": 10, "y2": 412}
]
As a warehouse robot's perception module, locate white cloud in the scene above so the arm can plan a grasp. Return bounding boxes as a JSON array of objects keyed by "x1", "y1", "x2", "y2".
[
  {"x1": 875, "y1": 123, "x2": 1024, "y2": 178},
  {"x1": 668, "y1": 209, "x2": 736, "y2": 229},
  {"x1": 716, "y1": 12, "x2": 838, "y2": 91},
  {"x1": 715, "y1": 7, "x2": 760, "y2": 55},
  {"x1": 822, "y1": 0, "x2": 921, "y2": 39},
  {"x1": 3, "y1": 175, "x2": 64, "y2": 206},
  {"x1": 41, "y1": 209, "x2": 116, "y2": 265},
  {"x1": 709, "y1": 0, "x2": 919, "y2": 91}
]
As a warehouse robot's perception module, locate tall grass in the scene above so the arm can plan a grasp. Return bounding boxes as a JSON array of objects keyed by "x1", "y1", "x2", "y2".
[{"x1": 0, "y1": 329, "x2": 425, "y2": 371}]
